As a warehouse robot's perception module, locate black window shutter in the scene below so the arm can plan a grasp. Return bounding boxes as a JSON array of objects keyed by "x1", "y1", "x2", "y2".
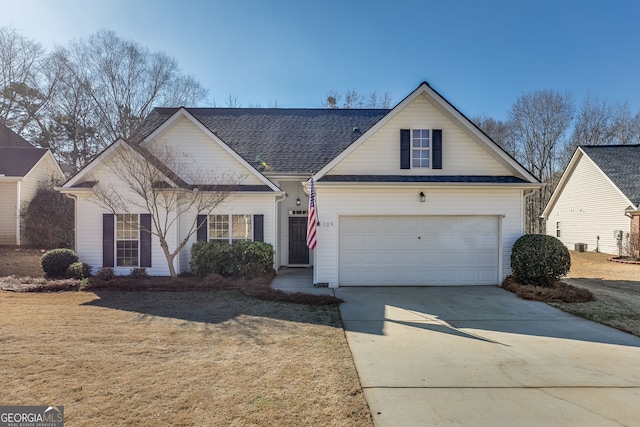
[
  {"x1": 196, "y1": 215, "x2": 208, "y2": 241},
  {"x1": 103, "y1": 213, "x2": 114, "y2": 268},
  {"x1": 400, "y1": 129, "x2": 411, "y2": 169},
  {"x1": 140, "y1": 214, "x2": 152, "y2": 268},
  {"x1": 254, "y1": 214, "x2": 264, "y2": 242},
  {"x1": 432, "y1": 129, "x2": 443, "y2": 169}
]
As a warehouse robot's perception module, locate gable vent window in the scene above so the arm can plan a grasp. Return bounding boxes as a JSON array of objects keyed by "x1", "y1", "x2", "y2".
[
  {"x1": 412, "y1": 130, "x2": 431, "y2": 168},
  {"x1": 400, "y1": 129, "x2": 442, "y2": 170}
]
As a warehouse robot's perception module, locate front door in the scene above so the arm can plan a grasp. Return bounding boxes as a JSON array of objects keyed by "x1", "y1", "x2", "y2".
[{"x1": 289, "y1": 217, "x2": 309, "y2": 264}]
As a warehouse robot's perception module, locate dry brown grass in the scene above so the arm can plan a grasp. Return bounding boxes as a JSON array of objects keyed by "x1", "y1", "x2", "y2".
[
  {"x1": 0, "y1": 290, "x2": 371, "y2": 426},
  {"x1": 549, "y1": 250, "x2": 640, "y2": 337}
]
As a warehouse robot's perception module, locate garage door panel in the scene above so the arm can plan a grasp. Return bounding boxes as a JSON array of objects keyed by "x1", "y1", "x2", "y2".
[{"x1": 339, "y1": 216, "x2": 499, "y2": 286}]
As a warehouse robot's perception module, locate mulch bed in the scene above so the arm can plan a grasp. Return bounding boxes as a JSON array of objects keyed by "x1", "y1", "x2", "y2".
[
  {"x1": 0, "y1": 273, "x2": 343, "y2": 306},
  {"x1": 501, "y1": 275, "x2": 595, "y2": 303},
  {"x1": 608, "y1": 256, "x2": 640, "y2": 265}
]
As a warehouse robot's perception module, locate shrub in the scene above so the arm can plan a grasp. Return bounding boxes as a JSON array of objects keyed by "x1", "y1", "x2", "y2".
[
  {"x1": 129, "y1": 268, "x2": 149, "y2": 279},
  {"x1": 96, "y1": 267, "x2": 115, "y2": 281},
  {"x1": 21, "y1": 185, "x2": 74, "y2": 249},
  {"x1": 190, "y1": 241, "x2": 275, "y2": 278},
  {"x1": 41, "y1": 248, "x2": 79, "y2": 278},
  {"x1": 232, "y1": 241, "x2": 276, "y2": 278},
  {"x1": 66, "y1": 262, "x2": 92, "y2": 279},
  {"x1": 511, "y1": 234, "x2": 571, "y2": 287}
]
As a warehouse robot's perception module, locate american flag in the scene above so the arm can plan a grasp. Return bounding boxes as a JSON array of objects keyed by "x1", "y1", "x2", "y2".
[{"x1": 306, "y1": 178, "x2": 317, "y2": 249}]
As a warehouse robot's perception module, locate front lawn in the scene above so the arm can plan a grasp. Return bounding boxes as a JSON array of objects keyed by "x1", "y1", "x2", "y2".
[{"x1": 0, "y1": 290, "x2": 371, "y2": 426}]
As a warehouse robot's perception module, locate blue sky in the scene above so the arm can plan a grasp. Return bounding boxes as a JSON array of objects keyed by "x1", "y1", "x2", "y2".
[{"x1": 2, "y1": 0, "x2": 639, "y2": 120}]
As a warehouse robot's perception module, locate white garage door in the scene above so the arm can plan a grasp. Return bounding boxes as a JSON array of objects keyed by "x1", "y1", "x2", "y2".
[{"x1": 339, "y1": 216, "x2": 499, "y2": 286}]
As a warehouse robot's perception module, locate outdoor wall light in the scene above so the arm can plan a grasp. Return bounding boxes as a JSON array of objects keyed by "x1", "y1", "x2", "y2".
[
  {"x1": 419, "y1": 192, "x2": 426, "y2": 202},
  {"x1": 296, "y1": 197, "x2": 301, "y2": 206}
]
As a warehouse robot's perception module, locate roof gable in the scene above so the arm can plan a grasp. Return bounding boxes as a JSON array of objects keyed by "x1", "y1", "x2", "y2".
[
  {"x1": 140, "y1": 109, "x2": 281, "y2": 190},
  {"x1": 314, "y1": 82, "x2": 539, "y2": 183},
  {"x1": 134, "y1": 107, "x2": 389, "y2": 175},
  {"x1": 580, "y1": 145, "x2": 640, "y2": 207},
  {"x1": 543, "y1": 145, "x2": 640, "y2": 217}
]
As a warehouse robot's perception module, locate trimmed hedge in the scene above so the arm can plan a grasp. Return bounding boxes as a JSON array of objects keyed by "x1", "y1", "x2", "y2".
[
  {"x1": 511, "y1": 234, "x2": 571, "y2": 287},
  {"x1": 191, "y1": 241, "x2": 275, "y2": 278},
  {"x1": 41, "y1": 248, "x2": 79, "y2": 278},
  {"x1": 66, "y1": 262, "x2": 92, "y2": 279}
]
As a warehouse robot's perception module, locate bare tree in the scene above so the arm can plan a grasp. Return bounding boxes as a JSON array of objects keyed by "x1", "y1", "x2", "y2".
[
  {"x1": 472, "y1": 114, "x2": 516, "y2": 156},
  {"x1": 322, "y1": 89, "x2": 392, "y2": 108},
  {"x1": 508, "y1": 90, "x2": 574, "y2": 233},
  {"x1": 610, "y1": 101, "x2": 640, "y2": 145},
  {"x1": 224, "y1": 93, "x2": 242, "y2": 108},
  {"x1": 0, "y1": 27, "x2": 61, "y2": 140},
  {"x1": 60, "y1": 30, "x2": 208, "y2": 143},
  {"x1": 92, "y1": 143, "x2": 242, "y2": 276}
]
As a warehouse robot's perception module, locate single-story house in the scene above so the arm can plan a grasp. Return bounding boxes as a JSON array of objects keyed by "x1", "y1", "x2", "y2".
[
  {"x1": 59, "y1": 82, "x2": 540, "y2": 286},
  {"x1": 0, "y1": 123, "x2": 65, "y2": 245},
  {"x1": 543, "y1": 145, "x2": 640, "y2": 255}
]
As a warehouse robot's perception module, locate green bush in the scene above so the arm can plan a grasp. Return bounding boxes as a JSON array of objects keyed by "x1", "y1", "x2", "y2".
[
  {"x1": 66, "y1": 261, "x2": 92, "y2": 279},
  {"x1": 511, "y1": 234, "x2": 571, "y2": 287},
  {"x1": 41, "y1": 248, "x2": 79, "y2": 278},
  {"x1": 21, "y1": 185, "x2": 74, "y2": 249},
  {"x1": 190, "y1": 240, "x2": 275, "y2": 278},
  {"x1": 128, "y1": 268, "x2": 149, "y2": 279},
  {"x1": 96, "y1": 267, "x2": 115, "y2": 281}
]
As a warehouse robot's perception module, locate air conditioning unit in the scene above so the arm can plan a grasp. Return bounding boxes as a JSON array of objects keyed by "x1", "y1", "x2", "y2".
[{"x1": 574, "y1": 243, "x2": 587, "y2": 252}]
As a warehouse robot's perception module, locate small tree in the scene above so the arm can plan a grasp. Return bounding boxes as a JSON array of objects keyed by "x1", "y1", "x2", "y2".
[
  {"x1": 91, "y1": 142, "x2": 242, "y2": 277},
  {"x1": 21, "y1": 183, "x2": 74, "y2": 248}
]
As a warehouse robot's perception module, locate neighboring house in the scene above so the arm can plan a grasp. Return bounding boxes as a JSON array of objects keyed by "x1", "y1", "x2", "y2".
[
  {"x1": 0, "y1": 124, "x2": 65, "y2": 245},
  {"x1": 543, "y1": 145, "x2": 640, "y2": 255},
  {"x1": 59, "y1": 82, "x2": 540, "y2": 286}
]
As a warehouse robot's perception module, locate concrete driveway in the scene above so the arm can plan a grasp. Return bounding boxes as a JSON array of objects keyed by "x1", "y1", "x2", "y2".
[{"x1": 334, "y1": 286, "x2": 640, "y2": 426}]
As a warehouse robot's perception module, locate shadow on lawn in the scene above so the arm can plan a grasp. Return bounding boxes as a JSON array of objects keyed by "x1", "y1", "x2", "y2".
[{"x1": 82, "y1": 289, "x2": 344, "y2": 329}]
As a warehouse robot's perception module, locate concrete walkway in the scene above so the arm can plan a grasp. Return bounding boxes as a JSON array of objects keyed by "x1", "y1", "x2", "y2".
[
  {"x1": 270, "y1": 267, "x2": 335, "y2": 296},
  {"x1": 334, "y1": 286, "x2": 640, "y2": 427}
]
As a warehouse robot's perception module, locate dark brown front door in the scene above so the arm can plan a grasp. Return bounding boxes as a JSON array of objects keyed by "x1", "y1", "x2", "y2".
[{"x1": 289, "y1": 217, "x2": 309, "y2": 264}]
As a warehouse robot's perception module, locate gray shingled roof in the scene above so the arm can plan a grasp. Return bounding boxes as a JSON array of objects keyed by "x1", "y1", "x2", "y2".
[
  {"x1": 0, "y1": 123, "x2": 34, "y2": 148},
  {"x1": 581, "y1": 145, "x2": 640, "y2": 207},
  {"x1": 130, "y1": 108, "x2": 390, "y2": 174},
  {"x1": 0, "y1": 147, "x2": 47, "y2": 177},
  {"x1": 320, "y1": 175, "x2": 530, "y2": 184}
]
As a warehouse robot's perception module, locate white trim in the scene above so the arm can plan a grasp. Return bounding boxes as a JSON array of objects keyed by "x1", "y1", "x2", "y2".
[
  {"x1": 140, "y1": 108, "x2": 281, "y2": 193},
  {"x1": 64, "y1": 139, "x2": 129, "y2": 188}
]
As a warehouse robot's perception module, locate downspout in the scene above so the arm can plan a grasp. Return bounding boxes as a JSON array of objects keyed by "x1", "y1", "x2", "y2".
[
  {"x1": 63, "y1": 193, "x2": 78, "y2": 253},
  {"x1": 274, "y1": 192, "x2": 286, "y2": 274},
  {"x1": 16, "y1": 181, "x2": 21, "y2": 245},
  {"x1": 522, "y1": 189, "x2": 537, "y2": 234}
]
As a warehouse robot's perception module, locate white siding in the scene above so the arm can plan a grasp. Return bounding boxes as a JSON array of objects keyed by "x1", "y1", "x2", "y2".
[
  {"x1": 143, "y1": 116, "x2": 264, "y2": 186},
  {"x1": 20, "y1": 153, "x2": 64, "y2": 205},
  {"x1": 178, "y1": 194, "x2": 278, "y2": 273},
  {"x1": 314, "y1": 186, "x2": 523, "y2": 287},
  {"x1": 331, "y1": 95, "x2": 510, "y2": 176},
  {"x1": 0, "y1": 182, "x2": 18, "y2": 245},
  {"x1": 74, "y1": 195, "x2": 178, "y2": 276},
  {"x1": 546, "y1": 154, "x2": 631, "y2": 254},
  {"x1": 75, "y1": 191, "x2": 278, "y2": 277}
]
